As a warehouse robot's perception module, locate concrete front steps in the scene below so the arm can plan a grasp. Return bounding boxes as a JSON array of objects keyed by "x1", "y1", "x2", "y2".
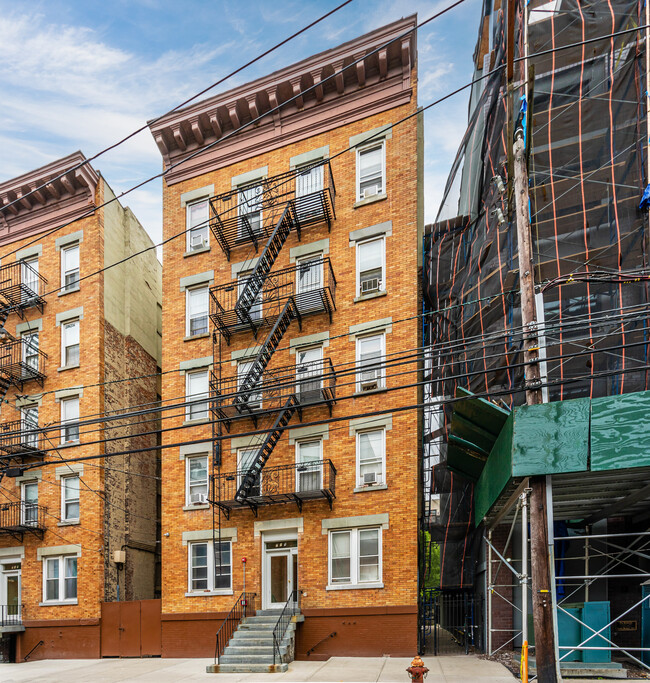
[
  {"x1": 206, "y1": 609, "x2": 304, "y2": 674},
  {"x1": 529, "y1": 659, "x2": 627, "y2": 679}
]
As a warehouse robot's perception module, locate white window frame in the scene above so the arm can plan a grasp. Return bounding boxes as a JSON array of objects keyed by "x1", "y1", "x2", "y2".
[
  {"x1": 185, "y1": 369, "x2": 209, "y2": 422},
  {"x1": 21, "y1": 331, "x2": 39, "y2": 372},
  {"x1": 355, "y1": 428, "x2": 386, "y2": 487},
  {"x1": 61, "y1": 319, "x2": 80, "y2": 368},
  {"x1": 295, "y1": 344, "x2": 324, "y2": 397},
  {"x1": 237, "y1": 360, "x2": 262, "y2": 410},
  {"x1": 60, "y1": 396, "x2": 80, "y2": 444},
  {"x1": 61, "y1": 244, "x2": 80, "y2": 292},
  {"x1": 186, "y1": 198, "x2": 210, "y2": 251},
  {"x1": 237, "y1": 446, "x2": 261, "y2": 496},
  {"x1": 187, "y1": 540, "x2": 232, "y2": 594},
  {"x1": 21, "y1": 404, "x2": 39, "y2": 448},
  {"x1": 42, "y1": 555, "x2": 77, "y2": 603},
  {"x1": 296, "y1": 253, "x2": 323, "y2": 294},
  {"x1": 186, "y1": 286, "x2": 209, "y2": 337},
  {"x1": 21, "y1": 257, "x2": 39, "y2": 299},
  {"x1": 356, "y1": 141, "x2": 386, "y2": 201},
  {"x1": 295, "y1": 438, "x2": 323, "y2": 492},
  {"x1": 21, "y1": 480, "x2": 38, "y2": 526},
  {"x1": 356, "y1": 236, "x2": 385, "y2": 297},
  {"x1": 237, "y1": 271, "x2": 262, "y2": 321},
  {"x1": 61, "y1": 474, "x2": 80, "y2": 523},
  {"x1": 186, "y1": 454, "x2": 209, "y2": 506},
  {"x1": 328, "y1": 527, "x2": 382, "y2": 589},
  {"x1": 237, "y1": 183, "x2": 263, "y2": 237},
  {"x1": 355, "y1": 332, "x2": 386, "y2": 391}
]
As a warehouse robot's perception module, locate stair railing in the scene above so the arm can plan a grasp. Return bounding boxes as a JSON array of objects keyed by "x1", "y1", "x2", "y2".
[
  {"x1": 272, "y1": 589, "x2": 301, "y2": 666},
  {"x1": 214, "y1": 591, "x2": 257, "y2": 665}
]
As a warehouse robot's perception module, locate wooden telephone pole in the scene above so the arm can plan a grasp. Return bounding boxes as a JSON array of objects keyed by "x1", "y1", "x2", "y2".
[{"x1": 513, "y1": 131, "x2": 559, "y2": 682}]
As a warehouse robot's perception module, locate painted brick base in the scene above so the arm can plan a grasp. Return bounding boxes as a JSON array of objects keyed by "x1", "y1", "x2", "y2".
[{"x1": 17, "y1": 620, "x2": 100, "y2": 661}]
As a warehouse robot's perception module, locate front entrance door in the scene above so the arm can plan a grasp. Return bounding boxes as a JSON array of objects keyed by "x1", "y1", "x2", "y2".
[
  {"x1": 0, "y1": 560, "x2": 21, "y2": 623},
  {"x1": 263, "y1": 537, "x2": 298, "y2": 610}
]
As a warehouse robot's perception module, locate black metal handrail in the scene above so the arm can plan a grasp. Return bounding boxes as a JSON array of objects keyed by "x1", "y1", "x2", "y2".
[
  {"x1": 0, "y1": 603, "x2": 24, "y2": 627},
  {"x1": 273, "y1": 589, "x2": 301, "y2": 665},
  {"x1": 0, "y1": 419, "x2": 42, "y2": 455},
  {"x1": 0, "y1": 260, "x2": 47, "y2": 312},
  {"x1": 214, "y1": 591, "x2": 257, "y2": 665},
  {"x1": 0, "y1": 339, "x2": 47, "y2": 385},
  {"x1": 212, "y1": 459, "x2": 336, "y2": 514},
  {"x1": 210, "y1": 257, "x2": 336, "y2": 341},
  {"x1": 211, "y1": 358, "x2": 336, "y2": 422},
  {"x1": 0, "y1": 501, "x2": 47, "y2": 533},
  {"x1": 209, "y1": 162, "x2": 336, "y2": 260}
]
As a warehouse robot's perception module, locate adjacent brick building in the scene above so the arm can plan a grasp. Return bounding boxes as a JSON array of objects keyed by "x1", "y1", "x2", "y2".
[
  {"x1": 0, "y1": 152, "x2": 162, "y2": 661},
  {"x1": 149, "y1": 16, "x2": 422, "y2": 659}
]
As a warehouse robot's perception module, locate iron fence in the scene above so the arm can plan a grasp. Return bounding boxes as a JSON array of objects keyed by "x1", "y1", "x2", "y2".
[{"x1": 273, "y1": 589, "x2": 301, "y2": 665}]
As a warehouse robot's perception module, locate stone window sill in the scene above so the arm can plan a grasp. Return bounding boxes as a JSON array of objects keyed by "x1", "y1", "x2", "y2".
[
  {"x1": 183, "y1": 504, "x2": 210, "y2": 511},
  {"x1": 39, "y1": 600, "x2": 78, "y2": 606},
  {"x1": 58, "y1": 520, "x2": 80, "y2": 527},
  {"x1": 353, "y1": 193, "x2": 387, "y2": 209},
  {"x1": 185, "y1": 590, "x2": 233, "y2": 598},
  {"x1": 184, "y1": 246, "x2": 211, "y2": 258},
  {"x1": 326, "y1": 583, "x2": 384, "y2": 591},
  {"x1": 183, "y1": 418, "x2": 210, "y2": 427},
  {"x1": 354, "y1": 290, "x2": 387, "y2": 303},
  {"x1": 58, "y1": 440, "x2": 81, "y2": 448},
  {"x1": 58, "y1": 287, "x2": 80, "y2": 298},
  {"x1": 184, "y1": 333, "x2": 210, "y2": 342},
  {"x1": 58, "y1": 364, "x2": 80, "y2": 373},
  {"x1": 352, "y1": 387, "x2": 388, "y2": 397},
  {"x1": 353, "y1": 483, "x2": 388, "y2": 494}
]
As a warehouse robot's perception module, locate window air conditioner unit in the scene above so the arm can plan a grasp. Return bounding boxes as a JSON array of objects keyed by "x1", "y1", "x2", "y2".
[
  {"x1": 190, "y1": 492, "x2": 208, "y2": 505},
  {"x1": 361, "y1": 278, "x2": 381, "y2": 294},
  {"x1": 362, "y1": 185, "x2": 380, "y2": 199},
  {"x1": 190, "y1": 234, "x2": 207, "y2": 250},
  {"x1": 360, "y1": 368, "x2": 380, "y2": 391},
  {"x1": 363, "y1": 472, "x2": 378, "y2": 485}
]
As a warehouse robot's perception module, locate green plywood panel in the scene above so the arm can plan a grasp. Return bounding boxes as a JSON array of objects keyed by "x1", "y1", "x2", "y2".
[
  {"x1": 591, "y1": 390, "x2": 650, "y2": 471},
  {"x1": 447, "y1": 435, "x2": 488, "y2": 482},
  {"x1": 474, "y1": 413, "x2": 514, "y2": 524},
  {"x1": 511, "y1": 399, "x2": 590, "y2": 477}
]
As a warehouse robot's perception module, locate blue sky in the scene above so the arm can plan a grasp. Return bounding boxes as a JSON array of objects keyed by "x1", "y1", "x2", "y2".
[{"x1": 0, "y1": 0, "x2": 481, "y2": 247}]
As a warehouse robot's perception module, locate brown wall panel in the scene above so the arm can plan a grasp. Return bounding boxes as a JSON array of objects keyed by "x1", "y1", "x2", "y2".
[
  {"x1": 16, "y1": 623, "x2": 100, "y2": 661},
  {"x1": 100, "y1": 602, "x2": 121, "y2": 657},
  {"x1": 140, "y1": 599, "x2": 162, "y2": 656}
]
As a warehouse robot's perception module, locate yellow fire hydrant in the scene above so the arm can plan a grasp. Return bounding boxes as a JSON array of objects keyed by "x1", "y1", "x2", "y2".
[{"x1": 406, "y1": 655, "x2": 429, "y2": 681}]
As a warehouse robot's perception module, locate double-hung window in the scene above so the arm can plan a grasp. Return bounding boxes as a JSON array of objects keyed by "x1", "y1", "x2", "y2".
[
  {"x1": 237, "y1": 361, "x2": 262, "y2": 410},
  {"x1": 188, "y1": 540, "x2": 231, "y2": 592},
  {"x1": 22, "y1": 331, "x2": 39, "y2": 373},
  {"x1": 356, "y1": 334, "x2": 385, "y2": 391},
  {"x1": 357, "y1": 143, "x2": 385, "y2": 200},
  {"x1": 44, "y1": 555, "x2": 77, "y2": 602},
  {"x1": 186, "y1": 454, "x2": 209, "y2": 506},
  {"x1": 186, "y1": 286, "x2": 209, "y2": 337},
  {"x1": 237, "y1": 271, "x2": 262, "y2": 321},
  {"x1": 61, "y1": 244, "x2": 80, "y2": 292},
  {"x1": 356, "y1": 429, "x2": 385, "y2": 487},
  {"x1": 21, "y1": 257, "x2": 39, "y2": 300},
  {"x1": 61, "y1": 475, "x2": 80, "y2": 522},
  {"x1": 21, "y1": 480, "x2": 38, "y2": 526},
  {"x1": 296, "y1": 345, "x2": 323, "y2": 399},
  {"x1": 296, "y1": 253, "x2": 323, "y2": 295},
  {"x1": 61, "y1": 396, "x2": 80, "y2": 444},
  {"x1": 61, "y1": 319, "x2": 80, "y2": 367},
  {"x1": 356, "y1": 237, "x2": 385, "y2": 296},
  {"x1": 187, "y1": 199, "x2": 210, "y2": 251},
  {"x1": 296, "y1": 439, "x2": 322, "y2": 492},
  {"x1": 21, "y1": 404, "x2": 39, "y2": 449},
  {"x1": 237, "y1": 447, "x2": 261, "y2": 497},
  {"x1": 295, "y1": 163, "x2": 324, "y2": 220},
  {"x1": 329, "y1": 527, "x2": 381, "y2": 586},
  {"x1": 238, "y1": 183, "x2": 263, "y2": 237},
  {"x1": 186, "y1": 370, "x2": 209, "y2": 421}
]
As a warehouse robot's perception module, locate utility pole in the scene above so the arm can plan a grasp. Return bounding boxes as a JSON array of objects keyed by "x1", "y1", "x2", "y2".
[{"x1": 513, "y1": 130, "x2": 559, "y2": 682}]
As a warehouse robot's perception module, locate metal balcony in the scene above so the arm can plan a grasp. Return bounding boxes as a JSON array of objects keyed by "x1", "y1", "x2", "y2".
[
  {"x1": 0, "y1": 604, "x2": 24, "y2": 628},
  {"x1": 210, "y1": 257, "x2": 336, "y2": 343},
  {"x1": 0, "y1": 420, "x2": 43, "y2": 459},
  {"x1": 209, "y1": 162, "x2": 336, "y2": 260},
  {"x1": 0, "y1": 501, "x2": 46, "y2": 539},
  {"x1": 0, "y1": 260, "x2": 47, "y2": 316},
  {"x1": 212, "y1": 459, "x2": 336, "y2": 517},
  {"x1": 211, "y1": 358, "x2": 336, "y2": 427},
  {"x1": 0, "y1": 339, "x2": 47, "y2": 388}
]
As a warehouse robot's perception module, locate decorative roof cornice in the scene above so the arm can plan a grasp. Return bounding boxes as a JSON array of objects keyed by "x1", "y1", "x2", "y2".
[
  {"x1": 0, "y1": 151, "x2": 100, "y2": 247},
  {"x1": 149, "y1": 16, "x2": 417, "y2": 185}
]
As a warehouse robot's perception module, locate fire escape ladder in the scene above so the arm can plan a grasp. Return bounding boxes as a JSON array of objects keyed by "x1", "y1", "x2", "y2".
[
  {"x1": 233, "y1": 298, "x2": 297, "y2": 413},
  {"x1": 234, "y1": 204, "x2": 294, "y2": 325},
  {"x1": 234, "y1": 394, "x2": 298, "y2": 503}
]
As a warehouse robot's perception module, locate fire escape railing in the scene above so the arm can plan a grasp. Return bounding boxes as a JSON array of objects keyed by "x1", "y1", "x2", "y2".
[
  {"x1": 212, "y1": 459, "x2": 336, "y2": 517},
  {"x1": 0, "y1": 501, "x2": 47, "y2": 537},
  {"x1": 0, "y1": 339, "x2": 47, "y2": 387},
  {"x1": 211, "y1": 358, "x2": 336, "y2": 428},
  {"x1": 0, "y1": 419, "x2": 43, "y2": 457},
  {"x1": 210, "y1": 257, "x2": 336, "y2": 344},
  {"x1": 0, "y1": 260, "x2": 47, "y2": 319},
  {"x1": 209, "y1": 161, "x2": 336, "y2": 261}
]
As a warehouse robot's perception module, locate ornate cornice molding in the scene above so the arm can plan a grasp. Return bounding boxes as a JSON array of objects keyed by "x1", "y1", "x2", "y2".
[{"x1": 149, "y1": 16, "x2": 417, "y2": 185}]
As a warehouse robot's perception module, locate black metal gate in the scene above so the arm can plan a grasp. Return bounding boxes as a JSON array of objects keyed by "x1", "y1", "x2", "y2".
[{"x1": 421, "y1": 590, "x2": 478, "y2": 655}]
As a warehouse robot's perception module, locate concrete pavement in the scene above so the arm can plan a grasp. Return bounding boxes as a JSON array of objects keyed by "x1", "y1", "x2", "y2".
[{"x1": 0, "y1": 656, "x2": 517, "y2": 682}]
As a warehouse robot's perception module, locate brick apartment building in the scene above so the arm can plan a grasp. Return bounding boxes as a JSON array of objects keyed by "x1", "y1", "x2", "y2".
[
  {"x1": 0, "y1": 152, "x2": 162, "y2": 661},
  {"x1": 149, "y1": 16, "x2": 422, "y2": 661}
]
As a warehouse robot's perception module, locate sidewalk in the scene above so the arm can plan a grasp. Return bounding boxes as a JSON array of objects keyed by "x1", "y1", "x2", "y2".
[{"x1": 0, "y1": 656, "x2": 516, "y2": 682}]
